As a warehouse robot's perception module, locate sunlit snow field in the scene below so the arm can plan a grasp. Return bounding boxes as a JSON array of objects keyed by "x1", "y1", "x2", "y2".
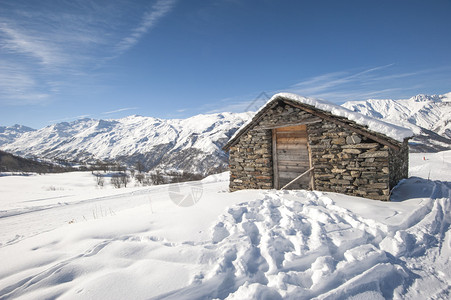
[{"x1": 0, "y1": 151, "x2": 450, "y2": 299}]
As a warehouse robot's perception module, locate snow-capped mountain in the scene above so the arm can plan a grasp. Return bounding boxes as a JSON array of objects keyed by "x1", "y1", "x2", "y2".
[
  {"x1": 342, "y1": 92, "x2": 451, "y2": 152},
  {"x1": 1, "y1": 92, "x2": 450, "y2": 174},
  {"x1": 0, "y1": 113, "x2": 251, "y2": 174},
  {"x1": 0, "y1": 124, "x2": 36, "y2": 147}
]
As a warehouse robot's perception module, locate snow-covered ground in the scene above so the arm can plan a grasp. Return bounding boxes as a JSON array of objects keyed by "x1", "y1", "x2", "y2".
[{"x1": 0, "y1": 151, "x2": 450, "y2": 299}]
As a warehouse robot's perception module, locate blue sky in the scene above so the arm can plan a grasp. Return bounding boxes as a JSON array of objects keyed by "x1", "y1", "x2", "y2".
[{"x1": 1, "y1": 0, "x2": 450, "y2": 129}]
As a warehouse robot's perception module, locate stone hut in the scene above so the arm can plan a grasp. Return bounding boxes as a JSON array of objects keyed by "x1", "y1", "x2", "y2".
[{"x1": 223, "y1": 93, "x2": 413, "y2": 201}]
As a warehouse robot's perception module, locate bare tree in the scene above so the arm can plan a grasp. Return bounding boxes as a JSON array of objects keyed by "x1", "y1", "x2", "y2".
[
  {"x1": 135, "y1": 173, "x2": 145, "y2": 185},
  {"x1": 119, "y1": 173, "x2": 129, "y2": 187},
  {"x1": 150, "y1": 170, "x2": 165, "y2": 185},
  {"x1": 111, "y1": 174, "x2": 121, "y2": 188},
  {"x1": 94, "y1": 172, "x2": 104, "y2": 187}
]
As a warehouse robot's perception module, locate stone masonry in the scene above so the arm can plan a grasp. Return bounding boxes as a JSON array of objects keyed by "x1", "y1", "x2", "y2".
[
  {"x1": 227, "y1": 101, "x2": 409, "y2": 201},
  {"x1": 229, "y1": 129, "x2": 273, "y2": 190}
]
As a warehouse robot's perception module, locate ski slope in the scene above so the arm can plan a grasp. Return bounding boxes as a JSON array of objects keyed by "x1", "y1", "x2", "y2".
[{"x1": 0, "y1": 151, "x2": 450, "y2": 299}]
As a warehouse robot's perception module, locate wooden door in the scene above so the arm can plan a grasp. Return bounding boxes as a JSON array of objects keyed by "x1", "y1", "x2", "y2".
[{"x1": 273, "y1": 125, "x2": 311, "y2": 190}]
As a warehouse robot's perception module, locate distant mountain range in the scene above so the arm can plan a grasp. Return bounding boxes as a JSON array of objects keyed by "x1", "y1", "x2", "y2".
[
  {"x1": 0, "y1": 124, "x2": 36, "y2": 146},
  {"x1": 0, "y1": 113, "x2": 251, "y2": 174},
  {"x1": 1, "y1": 92, "x2": 450, "y2": 174},
  {"x1": 342, "y1": 92, "x2": 451, "y2": 152}
]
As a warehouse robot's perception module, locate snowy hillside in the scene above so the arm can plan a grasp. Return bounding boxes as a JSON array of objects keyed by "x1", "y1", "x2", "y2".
[
  {"x1": 0, "y1": 151, "x2": 450, "y2": 299},
  {"x1": 343, "y1": 92, "x2": 451, "y2": 152},
  {"x1": 1, "y1": 92, "x2": 450, "y2": 173},
  {"x1": 0, "y1": 113, "x2": 251, "y2": 174},
  {"x1": 0, "y1": 124, "x2": 35, "y2": 147}
]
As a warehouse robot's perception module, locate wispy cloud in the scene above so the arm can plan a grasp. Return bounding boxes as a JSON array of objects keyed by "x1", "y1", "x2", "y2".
[
  {"x1": 0, "y1": 0, "x2": 178, "y2": 105},
  {"x1": 284, "y1": 64, "x2": 445, "y2": 102},
  {"x1": 0, "y1": 61, "x2": 51, "y2": 105},
  {"x1": 0, "y1": 24, "x2": 66, "y2": 68},
  {"x1": 114, "y1": 0, "x2": 177, "y2": 55},
  {"x1": 290, "y1": 64, "x2": 395, "y2": 96},
  {"x1": 205, "y1": 64, "x2": 451, "y2": 113},
  {"x1": 102, "y1": 107, "x2": 138, "y2": 115}
]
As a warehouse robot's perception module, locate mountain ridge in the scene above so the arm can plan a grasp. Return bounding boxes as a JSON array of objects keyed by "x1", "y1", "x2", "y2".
[
  {"x1": 0, "y1": 112, "x2": 252, "y2": 174},
  {"x1": 342, "y1": 92, "x2": 451, "y2": 152},
  {"x1": 1, "y1": 92, "x2": 450, "y2": 173},
  {"x1": 0, "y1": 124, "x2": 36, "y2": 147}
]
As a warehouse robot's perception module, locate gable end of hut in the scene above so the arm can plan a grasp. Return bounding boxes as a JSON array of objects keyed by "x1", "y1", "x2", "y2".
[{"x1": 226, "y1": 98, "x2": 409, "y2": 201}]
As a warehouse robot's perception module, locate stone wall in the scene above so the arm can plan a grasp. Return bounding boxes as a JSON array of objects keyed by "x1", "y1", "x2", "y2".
[
  {"x1": 229, "y1": 130, "x2": 273, "y2": 191},
  {"x1": 228, "y1": 101, "x2": 408, "y2": 200},
  {"x1": 389, "y1": 140, "x2": 409, "y2": 190},
  {"x1": 307, "y1": 121, "x2": 391, "y2": 200}
]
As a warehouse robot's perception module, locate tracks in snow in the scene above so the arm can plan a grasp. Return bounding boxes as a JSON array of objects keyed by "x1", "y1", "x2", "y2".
[
  {"x1": 162, "y1": 178, "x2": 451, "y2": 299},
  {"x1": 0, "y1": 178, "x2": 449, "y2": 299},
  {"x1": 0, "y1": 186, "x2": 167, "y2": 247}
]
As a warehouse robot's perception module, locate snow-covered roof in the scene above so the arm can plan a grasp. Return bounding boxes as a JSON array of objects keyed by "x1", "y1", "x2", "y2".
[{"x1": 225, "y1": 93, "x2": 414, "y2": 150}]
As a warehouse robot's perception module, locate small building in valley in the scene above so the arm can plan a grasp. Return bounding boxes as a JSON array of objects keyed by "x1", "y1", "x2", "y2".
[{"x1": 223, "y1": 93, "x2": 413, "y2": 201}]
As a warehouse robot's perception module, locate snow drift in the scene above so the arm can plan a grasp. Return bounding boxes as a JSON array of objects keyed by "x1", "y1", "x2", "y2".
[{"x1": 0, "y1": 151, "x2": 450, "y2": 299}]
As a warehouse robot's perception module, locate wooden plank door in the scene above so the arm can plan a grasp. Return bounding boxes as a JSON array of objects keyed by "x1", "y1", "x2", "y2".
[{"x1": 273, "y1": 125, "x2": 311, "y2": 190}]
